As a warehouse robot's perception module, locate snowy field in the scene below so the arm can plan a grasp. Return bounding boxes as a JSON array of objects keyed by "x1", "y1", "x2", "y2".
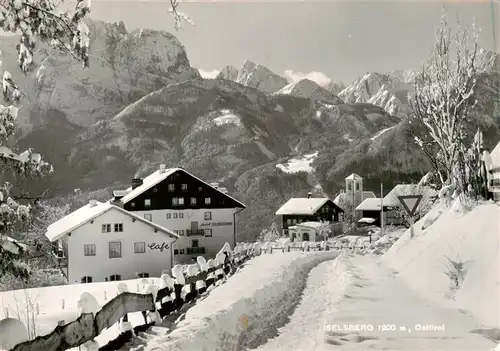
[
  {"x1": 276, "y1": 151, "x2": 318, "y2": 174},
  {"x1": 0, "y1": 278, "x2": 160, "y2": 350},
  {"x1": 141, "y1": 251, "x2": 338, "y2": 350}
]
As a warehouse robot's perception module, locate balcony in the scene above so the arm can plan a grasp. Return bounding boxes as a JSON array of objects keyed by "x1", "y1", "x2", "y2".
[
  {"x1": 186, "y1": 229, "x2": 205, "y2": 236},
  {"x1": 186, "y1": 247, "x2": 206, "y2": 255}
]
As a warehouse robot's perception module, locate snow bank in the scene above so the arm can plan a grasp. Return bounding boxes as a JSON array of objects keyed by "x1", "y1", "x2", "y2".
[
  {"x1": 0, "y1": 278, "x2": 160, "y2": 349},
  {"x1": 383, "y1": 201, "x2": 500, "y2": 327},
  {"x1": 142, "y1": 251, "x2": 337, "y2": 350}
]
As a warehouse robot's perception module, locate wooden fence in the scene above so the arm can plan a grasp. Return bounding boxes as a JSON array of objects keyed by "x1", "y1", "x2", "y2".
[
  {"x1": 9, "y1": 241, "x2": 360, "y2": 351},
  {"x1": 10, "y1": 248, "x2": 257, "y2": 351}
]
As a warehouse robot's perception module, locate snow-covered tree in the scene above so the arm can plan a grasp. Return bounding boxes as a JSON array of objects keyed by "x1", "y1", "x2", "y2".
[
  {"x1": 409, "y1": 13, "x2": 493, "y2": 195},
  {"x1": 0, "y1": 0, "x2": 90, "y2": 280},
  {"x1": 317, "y1": 221, "x2": 332, "y2": 241},
  {"x1": 258, "y1": 222, "x2": 280, "y2": 242},
  {"x1": 23, "y1": 201, "x2": 70, "y2": 267}
]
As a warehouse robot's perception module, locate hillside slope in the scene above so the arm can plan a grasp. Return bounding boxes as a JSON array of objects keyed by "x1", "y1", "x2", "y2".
[{"x1": 384, "y1": 201, "x2": 500, "y2": 328}]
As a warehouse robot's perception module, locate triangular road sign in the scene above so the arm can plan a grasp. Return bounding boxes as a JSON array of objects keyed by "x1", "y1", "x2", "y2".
[{"x1": 397, "y1": 195, "x2": 423, "y2": 216}]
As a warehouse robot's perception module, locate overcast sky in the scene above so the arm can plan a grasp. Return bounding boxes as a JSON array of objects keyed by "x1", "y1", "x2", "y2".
[{"x1": 89, "y1": 0, "x2": 499, "y2": 85}]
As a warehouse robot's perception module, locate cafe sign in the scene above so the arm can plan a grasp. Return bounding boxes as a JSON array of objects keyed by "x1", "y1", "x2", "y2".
[{"x1": 148, "y1": 242, "x2": 170, "y2": 252}]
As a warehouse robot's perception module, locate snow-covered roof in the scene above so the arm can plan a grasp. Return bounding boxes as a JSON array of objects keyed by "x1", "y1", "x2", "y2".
[
  {"x1": 358, "y1": 217, "x2": 376, "y2": 224},
  {"x1": 490, "y1": 141, "x2": 500, "y2": 171},
  {"x1": 296, "y1": 221, "x2": 330, "y2": 229},
  {"x1": 45, "y1": 201, "x2": 179, "y2": 242},
  {"x1": 120, "y1": 168, "x2": 181, "y2": 204},
  {"x1": 383, "y1": 184, "x2": 438, "y2": 207},
  {"x1": 275, "y1": 198, "x2": 330, "y2": 215},
  {"x1": 356, "y1": 198, "x2": 389, "y2": 211},
  {"x1": 120, "y1": 167, "x2": 245, "y2": 208},
  {"x1": 346, "y1": 173, "x2": 362, "y2": 180},
  {"x1": 333, "y1": 191, "x2": 376, "y2": 208}
]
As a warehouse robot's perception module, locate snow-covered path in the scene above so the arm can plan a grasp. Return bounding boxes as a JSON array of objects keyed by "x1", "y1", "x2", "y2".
[
  {"x1": 255, "y1": 254, "x2": 496, "y2": 351},
  {"x1": 250, "y1": 255, "x2": 351, "y2": 350}
]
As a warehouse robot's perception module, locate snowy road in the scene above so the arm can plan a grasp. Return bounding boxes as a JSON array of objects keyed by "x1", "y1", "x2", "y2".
[{"x1": 254, "y1": 254, "x2": 497, "y2": 351}]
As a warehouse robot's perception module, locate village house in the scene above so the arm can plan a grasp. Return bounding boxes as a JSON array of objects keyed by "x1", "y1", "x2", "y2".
[
  {"x1": 355, "y1": 184, "x2": 438, "y2": 227},
  {"x1": 288, "y1": 222, "x2": 332, "y2": 242},
  {"x1": 112, "y1": 165, "x2": 246, "y2": 264},
  {"x1": 275, "y1": 193, "x2": 344, "y2": 236},
  {"x1": 45, "y1": 200, "x2": 178, "y2": 284},
  {"x1": 485, "y1": 140, "x2": 500, "y2": 201}
]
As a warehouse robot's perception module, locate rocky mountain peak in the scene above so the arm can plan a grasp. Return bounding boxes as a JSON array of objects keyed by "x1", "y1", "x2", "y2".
[
  {"x1": 216, "y1": 65, "x2": 239, "y2": 81},
  {"x1": 235, "y1": 60, "x2": 288, "y2": 94},
  {"x1": 1, "y1": 19, "x2": 199, "y2": 131},
  {"x1": 276, "y1": 78, "x2": 343, "y2": 104}
]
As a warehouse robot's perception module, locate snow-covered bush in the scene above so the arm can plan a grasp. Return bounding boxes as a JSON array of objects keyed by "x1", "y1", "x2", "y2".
[{"x1": 443, "y1": 255, "x2": 466, "y2": 298}]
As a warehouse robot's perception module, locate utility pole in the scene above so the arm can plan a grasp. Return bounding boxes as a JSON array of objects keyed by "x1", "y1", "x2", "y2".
[{"x1": 380, "y1": 183, "x2": 384, "y2": 237}]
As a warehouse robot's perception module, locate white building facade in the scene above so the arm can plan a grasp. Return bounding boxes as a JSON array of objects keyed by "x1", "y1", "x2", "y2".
[
  {"x1": 485, "y1": 142, "x2": 500, "y2": 201},
  {"x1": 114, "y1": 165, "x2": 246, "y2": 264},
  {"x1": 46, "y1": 201, "x2": 178, "y2": 284}
]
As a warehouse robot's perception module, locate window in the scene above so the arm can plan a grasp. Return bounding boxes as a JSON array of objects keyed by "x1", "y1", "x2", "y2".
[
  {"x1": 205, "y1": 197, "x2": 211, "y2": 205},
  {"x1": 81, "y1": 276, "x2": 92, "y2": 283},
  {"x1": 286, "y1": 219, "x2": 292, "y2": 225},
  {"x1": 134, "y1": 242, "x2": 145, "y2": 253},
  {"x1": 138, "y1": 272, "x2": 149, "y2": 278},
  {"x1": 114, "y1": 223, "x2": 123, "y2": 232},
  {"x1": 192, "y1": 240, "x2": 199, "y2": 248},
  {"x1": 179, "y1": 230, "x2": 185, "y2": 236},
  {"x1": 174, "y1": 249, "x2": 179, "y2": 255},
  {"x1": 181, "y1": 184, "x2": 188, "y2": 191},
  {"x1": 348, "y1": 183, "x2": 352, "y2": 191},
  {"x1": 179, "y1": 213, "x2": 184, "y2": 219},
  {"x1": 198, "y1": 186, "x2": 202, "y2": 192},
  {"x1": 144, "y1": 214, "x2": 152, "y2": 221},
  {"x1": 109, "y1": 242, "x2": 122, "y2": 258},
  {"x1": 144, "y1": 199, "x2": 151, "y2": 207},
  {"x1": 166, "y1": 213, "x2": 171, "y2": 219},
  {"x1": 110, "y1": 274, "x2": 121, "y2": 281},
  {"x1": 204, "y1": 229, "x2": 212, "y2": 237},
  {"x1": 173, "y1": 213, "x2": 178, "y2": 219},
  {"x1": 102, "y1": 224, "x2": 111, "y2": 233},
  {"x1": 179, "y1": 249, "x2": 185, "y2": 254},
  {"x1": 130, "y1": 202, "x2": 135, "y2": 208},
  {"x1": 190, "y1": 197, "x2": 197, "y2": 205},
  {"x1": 173, "y1": 197, "x2": 184, "y2": 206},
  {"x1": 355, "y1": 182, "x2": 360, "y2": 190},
  {"x1": 84, "y1": 244, "x2": 96, "y2": 256},
  {"x1": 152, "y1": 188, "x2": 158, "y2": 193},
  {"x1": 179, "y1": 197, "x2": 185, "y2": 205},
  {"x1": 204, "y1": 212, "x2": 212, "y2": 220},
  {"x1": 168, "y1": 184, "x2": 175, "y2": 192}
]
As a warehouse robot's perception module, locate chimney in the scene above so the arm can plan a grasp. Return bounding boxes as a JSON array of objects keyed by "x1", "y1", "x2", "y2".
[
  {"x1": 132, "y1": 178, "x2": 143, "y2": 190},
  {"x1": 307, "y1": 192, "x2": 312, "y2": 199},
  {"x1": 159, "y1": 164, "x2": 166, "y2": 174},
  {"x1": 89, "y1": 199, "x2": 97, "y2": 207}
]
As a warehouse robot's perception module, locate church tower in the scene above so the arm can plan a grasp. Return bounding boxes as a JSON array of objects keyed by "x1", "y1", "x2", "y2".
[{"x1": 345, "y1": 173, "x2": 364, "y2": 220}]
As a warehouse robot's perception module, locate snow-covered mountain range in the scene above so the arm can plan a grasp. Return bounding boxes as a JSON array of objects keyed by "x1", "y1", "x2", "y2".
[{"x1": 2, "y1": 20, "x2": 499, "y2": 240}]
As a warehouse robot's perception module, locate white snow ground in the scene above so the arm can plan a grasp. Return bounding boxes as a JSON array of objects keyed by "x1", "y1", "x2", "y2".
[
  {"x1": 276, "y1": 151, "x2": 318, "y2": 174},
  {"x1": 0, "y1": 278, "x2": 160, "y2": 350},
  {"x1": 139, "y1": 199, "x2": 498, "y2": 351},
  {"x1": 141, "y1": 251, "x2": 337, "y2": 350}
]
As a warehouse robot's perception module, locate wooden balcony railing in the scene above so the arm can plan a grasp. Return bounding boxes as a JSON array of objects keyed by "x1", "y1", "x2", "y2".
[{"x1": 186, "y1": 229, "x2": 205, "y2": 236}]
